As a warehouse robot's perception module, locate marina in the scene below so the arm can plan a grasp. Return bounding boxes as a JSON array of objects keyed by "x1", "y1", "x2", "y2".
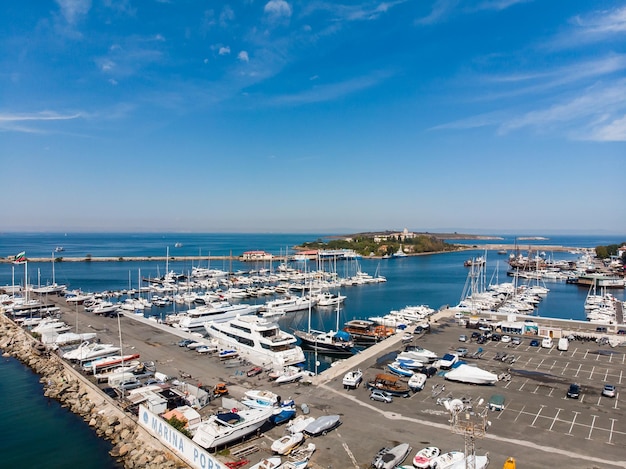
[{"x1": 1, "y1": 232, "x2": 625, "y2": 469}]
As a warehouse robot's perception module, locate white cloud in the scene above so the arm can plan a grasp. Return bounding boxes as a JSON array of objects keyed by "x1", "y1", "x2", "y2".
[
  {"x1": 238, "y1": 51, "x2": 250, "y2": 62},
  {"x1": 55, "y1": 0, "x2": 91, "y2": 24},
  {"x1": 0, "y1": 111, "x2": 83, "y2": 133},
  {"x1": 264, "y1": 0, "x2": 292, "y2": 19},
  {"x1": 220, "y1": 6, "x2": 235, "y2": 27},
  {"x1": 573, "y1": 6, "x2": 626, "y2": 36},
  {"x1": 587, "y1": 115, "x2": 626, "y2": 142},
  {"x1": 219, "y1": 46, "x2": 231, "y2": 56}
]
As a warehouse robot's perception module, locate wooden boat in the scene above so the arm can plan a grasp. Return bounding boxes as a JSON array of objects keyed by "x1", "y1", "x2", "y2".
[
  {"x1": 366, "y1": 373, "x2": 410, "y2": 397},
  {"x1": 342, "y1": 320, "x2": 394, "y2": 342},
  {"x1": 412, "y1": 446, "x2": 440, "y2": 468}
]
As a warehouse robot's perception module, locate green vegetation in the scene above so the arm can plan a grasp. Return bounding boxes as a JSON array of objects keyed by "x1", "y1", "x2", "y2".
[
  {"x1": 165, "y1": 416, "x2": 192, "y2": 439},
  {"x1": 300, "y1": 233, "x2": 458, "y2": 257},
  {"x1": 595, "y1": 242, "x2": 626, "y2": 261}
]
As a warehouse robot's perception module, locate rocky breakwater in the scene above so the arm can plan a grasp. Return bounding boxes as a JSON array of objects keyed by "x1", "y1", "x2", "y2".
[{"x1": 0, "y1": 314, "x2": 184, "y2": 469}]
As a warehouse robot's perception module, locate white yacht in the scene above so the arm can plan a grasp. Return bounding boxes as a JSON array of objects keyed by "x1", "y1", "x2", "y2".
[
  {"x1": 260, "y1": 295, "x2": 316, "y2": 315},
  {"x1": 204, "y1": 315, "x2": 305, "y2": 367},
  {"x1": 192, "y1": 407, "x2": 274, "y2": 450},
  {"x1": 62, "y1": 341, "x2": 121, "y2": 363},
  {"x1": 174, "y1": 301, "x2": 262, "y2": 331}
]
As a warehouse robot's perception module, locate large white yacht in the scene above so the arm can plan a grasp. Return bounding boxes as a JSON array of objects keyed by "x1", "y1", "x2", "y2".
[
  {"x1": 204, "y1": 315, "x2": 305, "y2": 367},
  {"x1": 173, "y1": 301, "x2": 262, "y2": 331},
  {"x1": 192, "y1": 407, "x2": 274, "y2": 450}
]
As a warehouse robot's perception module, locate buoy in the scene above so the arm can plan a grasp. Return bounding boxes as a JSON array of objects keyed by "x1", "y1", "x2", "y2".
[{"x1": 231, "y1": 407, "x2": 238, "y2": 413}]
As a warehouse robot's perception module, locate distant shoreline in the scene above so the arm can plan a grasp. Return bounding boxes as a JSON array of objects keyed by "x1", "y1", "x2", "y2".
[{"x1": 0, "y1": 244, "x2": 585, "y2": 264}]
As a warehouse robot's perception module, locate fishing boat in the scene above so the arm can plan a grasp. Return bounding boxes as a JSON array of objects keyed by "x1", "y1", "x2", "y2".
[
  {"x1": 192, "y1": 407, "x2": 274, "y2": 450},
  {"x1": 205, "y1": 315, "x2": 305, "y2": 367},
  {"x1": 342, "y1": 369, "x2": 363, "y2": 389},
  {"x1": 218, "y1": 349, "x2": 239, "y2": 360},
  {"x1": 408, "y1": 373, "x2": 427, "y2": 392},
  {"x1": 241, "y1": 389, "x2": 283, "y2": 409},
  {"x1": 294, "y1": 329, "x2": 354, "y2": 355},
  {"x1": 412, "y1": 446, "x2": 440, "y2": 468},
  {"x1": 366, "y1": 373, "x2": 410, "y2": 397},
  {"x1": 342, "y1": 319, "x2": 394, "y2": 343},
  {"x1": 372, "y1": 443, "x2": 411, "y2": 469}
]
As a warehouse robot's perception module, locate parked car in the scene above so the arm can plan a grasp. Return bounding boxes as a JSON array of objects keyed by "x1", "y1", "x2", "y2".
[
  {"x1": 459, "y1": 334, "x2": 468, "y2": 342},
  {"x1": 529, "y1": 339, "x2": 540, "y2": 347},
  {"x1": 602, "y1": 384, "x2": 616, "y2": 398},
  {"x1": 456, "y1": 347, "x2": 468, "y2": 358},
  {"x1": 567, "y1": 383, "x2": 581, "y2": 399},
  {"x1": 118, "y1": 380, "x2": 143, "y2": 391},
  {"x1": 177, "y1": 338, "x2": 195, "y2": 347},
  {"x1": 370, "y1": 390, "x2": 393, "y2": 403},
  {"x1": 511, "y1": 337, "x2": 522, "y2": 345},
  {"x1": 491, "y1": 333, "x2": 501, "y2": 342},
  {"x1": 500, "y1": 335, "x2": 511, "y2": 343}
]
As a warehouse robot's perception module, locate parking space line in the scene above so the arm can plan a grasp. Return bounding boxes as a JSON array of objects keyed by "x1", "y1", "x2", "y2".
[
  {"x1": 596, "y1": 353, "x2": 600, "y2": 362},
  {"x1": 614, "y1": 394, "x2": 619, "y2": 410},
  {"x1": 567, "y1": 412, "x2": 579, "y2": 435},
  {"x1": 604, "y1": 369, "x2": 609, "y2": 381},
  {"x1": 589, "y1": 365, "x2": 595, "y2": 380},
  {"x1": 518, "y1": 379, "x2": 528, "y2": 391},
  {"x1": 570, "y1": 347, "x2": 577, "y2": 358},
  {"x1": 622, "y1": 354, "x2": 625, "y2": 365},
  {"x1": 586, "y1": 415, "x2": 598, "y2": 440},
  {"x1": 514, "y1": 405, "x2": 525, "y2": 422},
  {"x1": 549, "y1": 360, "x2": 557, "y2": 370},
  {"x1": 583, "y1": 350, "x2": 588, "y2": 359},
  {"x1": 525, "y1": 356, "x2": 533, "y2": 366},
  {"x1": 561, "y1": 361, "x2": 569, "y2": 375},
  {"x1": 574, "y1": 364, "x2": 582, "y2": 377},
  {"x1": 619, "y1": 370, "x2": 623, "y2": 385},
  {"x1": 548, "y1": 408, "x2": 562, "y2": 431},
  {"x1": 504, "y1": 380, "x2": 512, "y2": 389},
  {"x1": 609, "y1": 354, "x2": 613, "y2": 363},
  {"x1": 530, "y1": 405, "x2": 545, "y2": 428},
  {"x1": 548, "y1": 387, "x2": 554, "y2": 397},
  {"x1": 608, "y1": 418, "x2": 616, "y2": 445},
  {"x1": 532, "y1": 386, "x2": 540, "y2": 394},
  {"x1": 535, "y1": 359, "x2": 545, "y2": 370},
  {"x1": 597, "y1": 395, "x2": 602, "y2": 406}
]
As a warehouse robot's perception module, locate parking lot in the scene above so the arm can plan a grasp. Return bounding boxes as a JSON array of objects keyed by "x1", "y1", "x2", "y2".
[{"x1": 331, "y1": 318, "x2": 626, "y2": 467}]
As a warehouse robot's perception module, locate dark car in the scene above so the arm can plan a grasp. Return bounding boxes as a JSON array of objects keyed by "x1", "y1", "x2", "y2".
[
  {"x1": 491, "y1": 334, "x2": 501, "y2": 342},
  {"x1": 471, "y1": 331, "x2": 481, "y2": 340},
  {"x1": 567, "y1": 383, "x2": 581, "y2": 399},
  {"x1": 529, "y1": 339, "x2": 540, "y2": 347}
]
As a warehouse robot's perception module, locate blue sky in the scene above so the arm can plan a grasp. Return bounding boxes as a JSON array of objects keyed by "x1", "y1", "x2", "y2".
[{"x1": 1, "y1": 1, "x2": 625, "y2": 235}]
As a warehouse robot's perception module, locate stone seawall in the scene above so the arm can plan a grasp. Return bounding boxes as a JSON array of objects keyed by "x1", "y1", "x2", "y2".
[{"x1": 0, "y1": 314, "x2": 186, "y2": 469}]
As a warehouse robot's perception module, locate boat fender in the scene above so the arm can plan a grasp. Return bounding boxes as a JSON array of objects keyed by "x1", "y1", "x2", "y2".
[{"x1": 232, "y1": 407, "x2": 238, "y2": 413}]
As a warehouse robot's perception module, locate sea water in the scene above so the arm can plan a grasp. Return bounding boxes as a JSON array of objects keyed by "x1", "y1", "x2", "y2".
[{"x1": 0, "y1": 232, "x2": 624, "y2": 467}]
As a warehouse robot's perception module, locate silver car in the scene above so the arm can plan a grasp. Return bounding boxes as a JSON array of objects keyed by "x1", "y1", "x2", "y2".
[{"x1": 370, "y1": 390, "x2": 393, "y2": 403}]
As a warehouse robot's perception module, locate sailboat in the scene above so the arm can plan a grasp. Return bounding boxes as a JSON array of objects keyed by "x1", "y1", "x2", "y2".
[
  {"x1": 31, "y1": 252, "x2": 67, "y2": 295},
  {"x1": 294, "y1": 289, "x2": 354, "y2": 356}
]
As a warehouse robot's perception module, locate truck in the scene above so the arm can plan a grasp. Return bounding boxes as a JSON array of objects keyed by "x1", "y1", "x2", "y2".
[{"x1": 557, "y1": 337, "x2": 569, "y2": 351}]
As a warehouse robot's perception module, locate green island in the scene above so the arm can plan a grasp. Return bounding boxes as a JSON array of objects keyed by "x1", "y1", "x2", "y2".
[{"x1": 296, "y1": 230, "x2": 470, "y2": 257}]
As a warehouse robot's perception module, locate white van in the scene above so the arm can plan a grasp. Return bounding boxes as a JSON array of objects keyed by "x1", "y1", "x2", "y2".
[
  {"x1": 541, "y1": 337, "x2": 553, "y2": 348},
  {"x1": 557, "y1": 337, "x2": 569, "y2": 351}
]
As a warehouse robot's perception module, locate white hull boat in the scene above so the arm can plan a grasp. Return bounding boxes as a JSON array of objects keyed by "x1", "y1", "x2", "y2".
[
  {"x1": 372, "y1": 443, "x2": 411, "y2": 469},
  {"x1": 62, "y1": 342, "x2": 121, "y2": 362},
  {"x1": 444, "y1": 364, "x2": 498, "y2": 385},
  {"x1": 192, "y1": 407, "x2": 274, "y2": 450},
  {"x1": 412, "y1": 446, "x2": 440, "y2": 468},
  {"x1": 249, "y1": 456, "x2": 282, "y2": 469},
  {"x1": 408, "y1": 373, "x2": 427, "y2": 392},
  {"x1": 342, "y1": 369, "x2": 363, "y2": 389},
  {"x1": 205, "y1": 315, "x2": 305, "y2": 367},
  {"x1": 270, "y1": 431, "x2": 304, "y2": 455},
  {"x1": 430, "y1": 451, "x2": 464, "y2": 469}
]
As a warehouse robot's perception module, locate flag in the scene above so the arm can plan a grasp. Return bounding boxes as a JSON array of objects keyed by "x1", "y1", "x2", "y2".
[{"x1": 13, "y1": 251, "x2": 26, "y2": 264}]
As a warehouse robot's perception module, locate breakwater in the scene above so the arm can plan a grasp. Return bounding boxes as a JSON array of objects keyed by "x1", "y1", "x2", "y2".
[{"x1": 0, "y1": 314, "x2": 185, "y2": 469}]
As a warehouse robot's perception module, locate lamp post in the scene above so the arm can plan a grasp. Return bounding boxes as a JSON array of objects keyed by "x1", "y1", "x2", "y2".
[{"x1": 448, "y1": 399, "x2": 490, "y2": 469}]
